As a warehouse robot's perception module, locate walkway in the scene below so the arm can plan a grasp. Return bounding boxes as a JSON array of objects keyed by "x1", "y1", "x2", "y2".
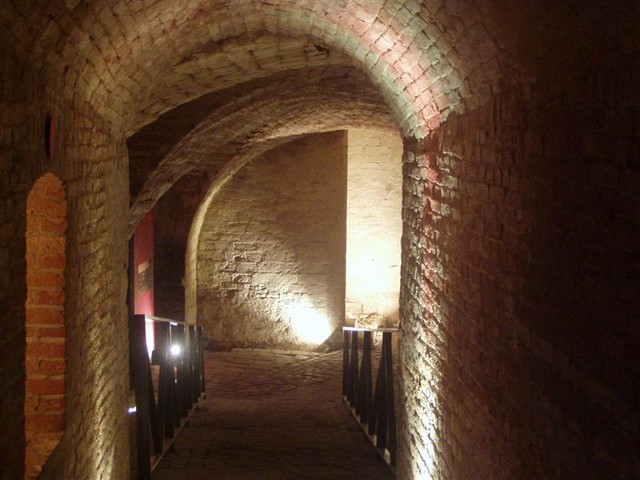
[{"x1": 152, "y1": 348, "x2": 394, "y2": 480}]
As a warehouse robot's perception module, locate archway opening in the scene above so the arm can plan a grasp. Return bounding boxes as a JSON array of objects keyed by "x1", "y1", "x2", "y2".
[
  {"x1": 345, "y1": 129, "x2": 403, "y2": 329},
  {"x1": 24, "y1": 173, "x2": 67, "y2": 479}
]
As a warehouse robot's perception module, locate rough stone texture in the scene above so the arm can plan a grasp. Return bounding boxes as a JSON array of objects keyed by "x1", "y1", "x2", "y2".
[
  {"x1": 346, "y1": 129, "x2": 403, "y2": 325},
  {"x1": 197, "y1": 132, "x2": 347, "y2": 349}
]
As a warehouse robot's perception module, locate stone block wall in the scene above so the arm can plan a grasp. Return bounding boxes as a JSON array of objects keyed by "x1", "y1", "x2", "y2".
[
  {"x1": 346, "y1": 129, "x2": 402, "y2": 325},
  {"x1": 197, "y1": 131, "x2": 347, "y2": 349}
]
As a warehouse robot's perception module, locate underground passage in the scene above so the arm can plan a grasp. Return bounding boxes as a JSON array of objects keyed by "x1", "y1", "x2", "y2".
[{"x1": 0, "y1": 1, "x2": 638, "y2": 479}]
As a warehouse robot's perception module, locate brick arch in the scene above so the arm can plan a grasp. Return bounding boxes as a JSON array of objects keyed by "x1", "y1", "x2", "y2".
[
  {"x1": 128, "y1": 66, "x2": 396, "y2": 235},
  {"x1": 24, "y1": 173, "x2": 67, "y2": 479},
  {"x1": 2, "y1": 1, "x2": 501, "y2": 139},
  {"x1": 180, "y1": 122, "x2": 395, "y2": 327},
  {"x1": 104, "y1": 0, "x2": 489, "y2": 137}
]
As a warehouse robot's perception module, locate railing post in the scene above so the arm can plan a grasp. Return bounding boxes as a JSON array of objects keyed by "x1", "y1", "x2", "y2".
[
  {"x1": 175, "y1": 325, "x2": 189, "y2": 418},
  {"x1": 198, "y1": 326, "x2": 206, "y2": 395},
  {"x1": 130, "y1": 314, "x2": 151, "y2": 480},
  {"x1": 370, "y1": 333, "x2": 387, "y2": 444},
  {"x1": 189, "y1": 326, "x2": 198, "y2": 404},
  {"x1": 349, "y1": 330, "x2": 359, "y2": 406},
  {"x1": 383, "y1": 331, "x2": 396, "y2": 465},
  {"x1": 169, "y1": 324, "x2": 182, "y2": 427},
  {"x1": 147, "y1": 363, "x2": 162, "y2": 454},
  {"x1": 368, "y1": 330, "x2": 397, "y2": 464},
  {"x1": 130, "y1": 315, "x2": 205, "y2": 478},
  {"x1": 342, "y1": 329, "x2": 350, "y2": 397},
  {"x1": 157, "y1": 322, "x2": 174, "y2": 439},
  {"x1": 356, "y1": 331, "x2": 373, "y2": 423}
]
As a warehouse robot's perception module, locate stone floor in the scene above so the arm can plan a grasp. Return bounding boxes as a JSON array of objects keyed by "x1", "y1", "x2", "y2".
[{"x1": 152, "y1": 348, "x2": 394, "y2": 480}]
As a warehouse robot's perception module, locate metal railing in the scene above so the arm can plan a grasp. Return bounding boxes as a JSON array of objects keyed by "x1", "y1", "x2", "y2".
[
  {"x1": 342, "y1": 327, "x2": 398, "y2": 466},
  {"x1": 129, "y1": 315, "x2": 206, "y2": 480}
]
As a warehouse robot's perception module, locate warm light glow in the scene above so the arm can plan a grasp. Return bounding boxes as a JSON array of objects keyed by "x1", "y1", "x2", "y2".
[
  {"x1": 346, "y1": 129, "x2": 402, "y2": 325},
  {"x1": 285, "y1": 301, "x2": 332, "y2": 344},
  {"x1": 145, "y1": 319, "x2": 155, "y2": 358},
  {"x1": 170, "y1": 344, "x2": 182, "y2": 357}
]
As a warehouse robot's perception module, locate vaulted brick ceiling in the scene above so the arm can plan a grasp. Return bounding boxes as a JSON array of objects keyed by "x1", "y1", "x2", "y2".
[
  {"x1": 127, "y1": 65, "x2": 396, "y2": 233},
  {"x1": 1, "y1": 0, "x2": 501, "y2": 134},
  {"x1": 0, "y1": 0, "x2": 503, "y2": 233}
]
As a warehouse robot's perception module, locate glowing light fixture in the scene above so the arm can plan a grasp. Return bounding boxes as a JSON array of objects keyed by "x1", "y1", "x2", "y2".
[
  {"x1": 145, "y1": 319, "x2": 155, "y2": 359},
  {"x1": 127, "y1": 406, "x2": 137, "y2": 414},
  {"x1": 286, "y1": 301, "x2": 331, "y2": 344},
  {"x1": 170, "y1": 344, "x2": 182, "y2": 357}
]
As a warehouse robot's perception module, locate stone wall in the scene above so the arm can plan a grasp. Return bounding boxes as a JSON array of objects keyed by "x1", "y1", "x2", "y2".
[
  {"x1": 346, "y1": 129, "x2": 402, "y2": 325},
  {"x1": 197, "y1": 132, "x2": 347, "y2": 349}
]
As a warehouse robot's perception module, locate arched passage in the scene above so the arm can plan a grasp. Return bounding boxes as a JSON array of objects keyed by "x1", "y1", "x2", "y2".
[
  {"x1": 128, "y1": 65, "x2": 394, "y2": 234},
  {"x1": 0, "y1": 2, "x2": 634, "y2": 479},
  {"x1": 24, "y1": 173, "x2": 67, "y2": 479}
]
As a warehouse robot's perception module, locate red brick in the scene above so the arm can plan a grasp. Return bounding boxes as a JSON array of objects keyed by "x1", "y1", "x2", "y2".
[
  {"x1": 37, "y1": 396, "x2": 65, "y2": 414},
  {"x1": 31, "y1": 289, "x2": 65, "y2": 306},
  {"x1": 38, "y1": 218, "x2": 67, "y2": 235},
  {"x1": 38, "y1": 326, "x2": 66, "y2": 338},
  {"x1": 27, "y1": 272, "x2": 65, "y2": 288},
  {"x1": 25, "y1": 413, "x2": 64, "y2": 433},
  {"x1": 26, "y1": 341, "x2": 65, "y2": 358},
  {"x1": 38, "y1": 253, "x2": 66, "y2": 269},
  {"x1": 38, "y1": 359, "x2": 65, "y2": 376},
  {"x1": 26, "y1": 308, "x2": 64, "y2": 325},
  {"x1": 25, "y1": 378, "x2": 64, "y2": 395}
]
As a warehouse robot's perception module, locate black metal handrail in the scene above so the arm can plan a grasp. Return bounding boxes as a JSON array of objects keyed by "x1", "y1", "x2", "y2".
[
  {"x1": 342, "y1": 326, "x2": 397, "y2": 466},
  {"x1": 129, "y1": 314, "x2": 206, "y2": 480}
]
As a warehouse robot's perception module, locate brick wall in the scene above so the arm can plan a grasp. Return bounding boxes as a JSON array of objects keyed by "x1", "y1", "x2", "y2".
[
  {"x1": 0, "y1": 44, "x2": 131, "y2": 478},
  {"x1": 197, "y1": 132, "x2": 347, "y2": 349},
  {"x1": 0, "y1": 50, "x2": 74, "y2": 479},
  {"x1": 36, "y1": 112, "x2": 130, "y2": 480},
  {"x1": 1, "y1": 2, "x2": 638, "y2": 479},
  {"x1": 397, "y1": 29, "x2": 639, "y2": 480},
  {"x1": 346, "y1": 129, "x2": 403, "y2": 324},
  {"x1": 24, "y1": 173, "x2": 67, "y2": 479}
]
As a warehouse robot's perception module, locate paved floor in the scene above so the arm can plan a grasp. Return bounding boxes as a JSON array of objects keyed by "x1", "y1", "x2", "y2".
[{"x1": 152, "y1": 349, "x2": 394, "y2": 480}]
